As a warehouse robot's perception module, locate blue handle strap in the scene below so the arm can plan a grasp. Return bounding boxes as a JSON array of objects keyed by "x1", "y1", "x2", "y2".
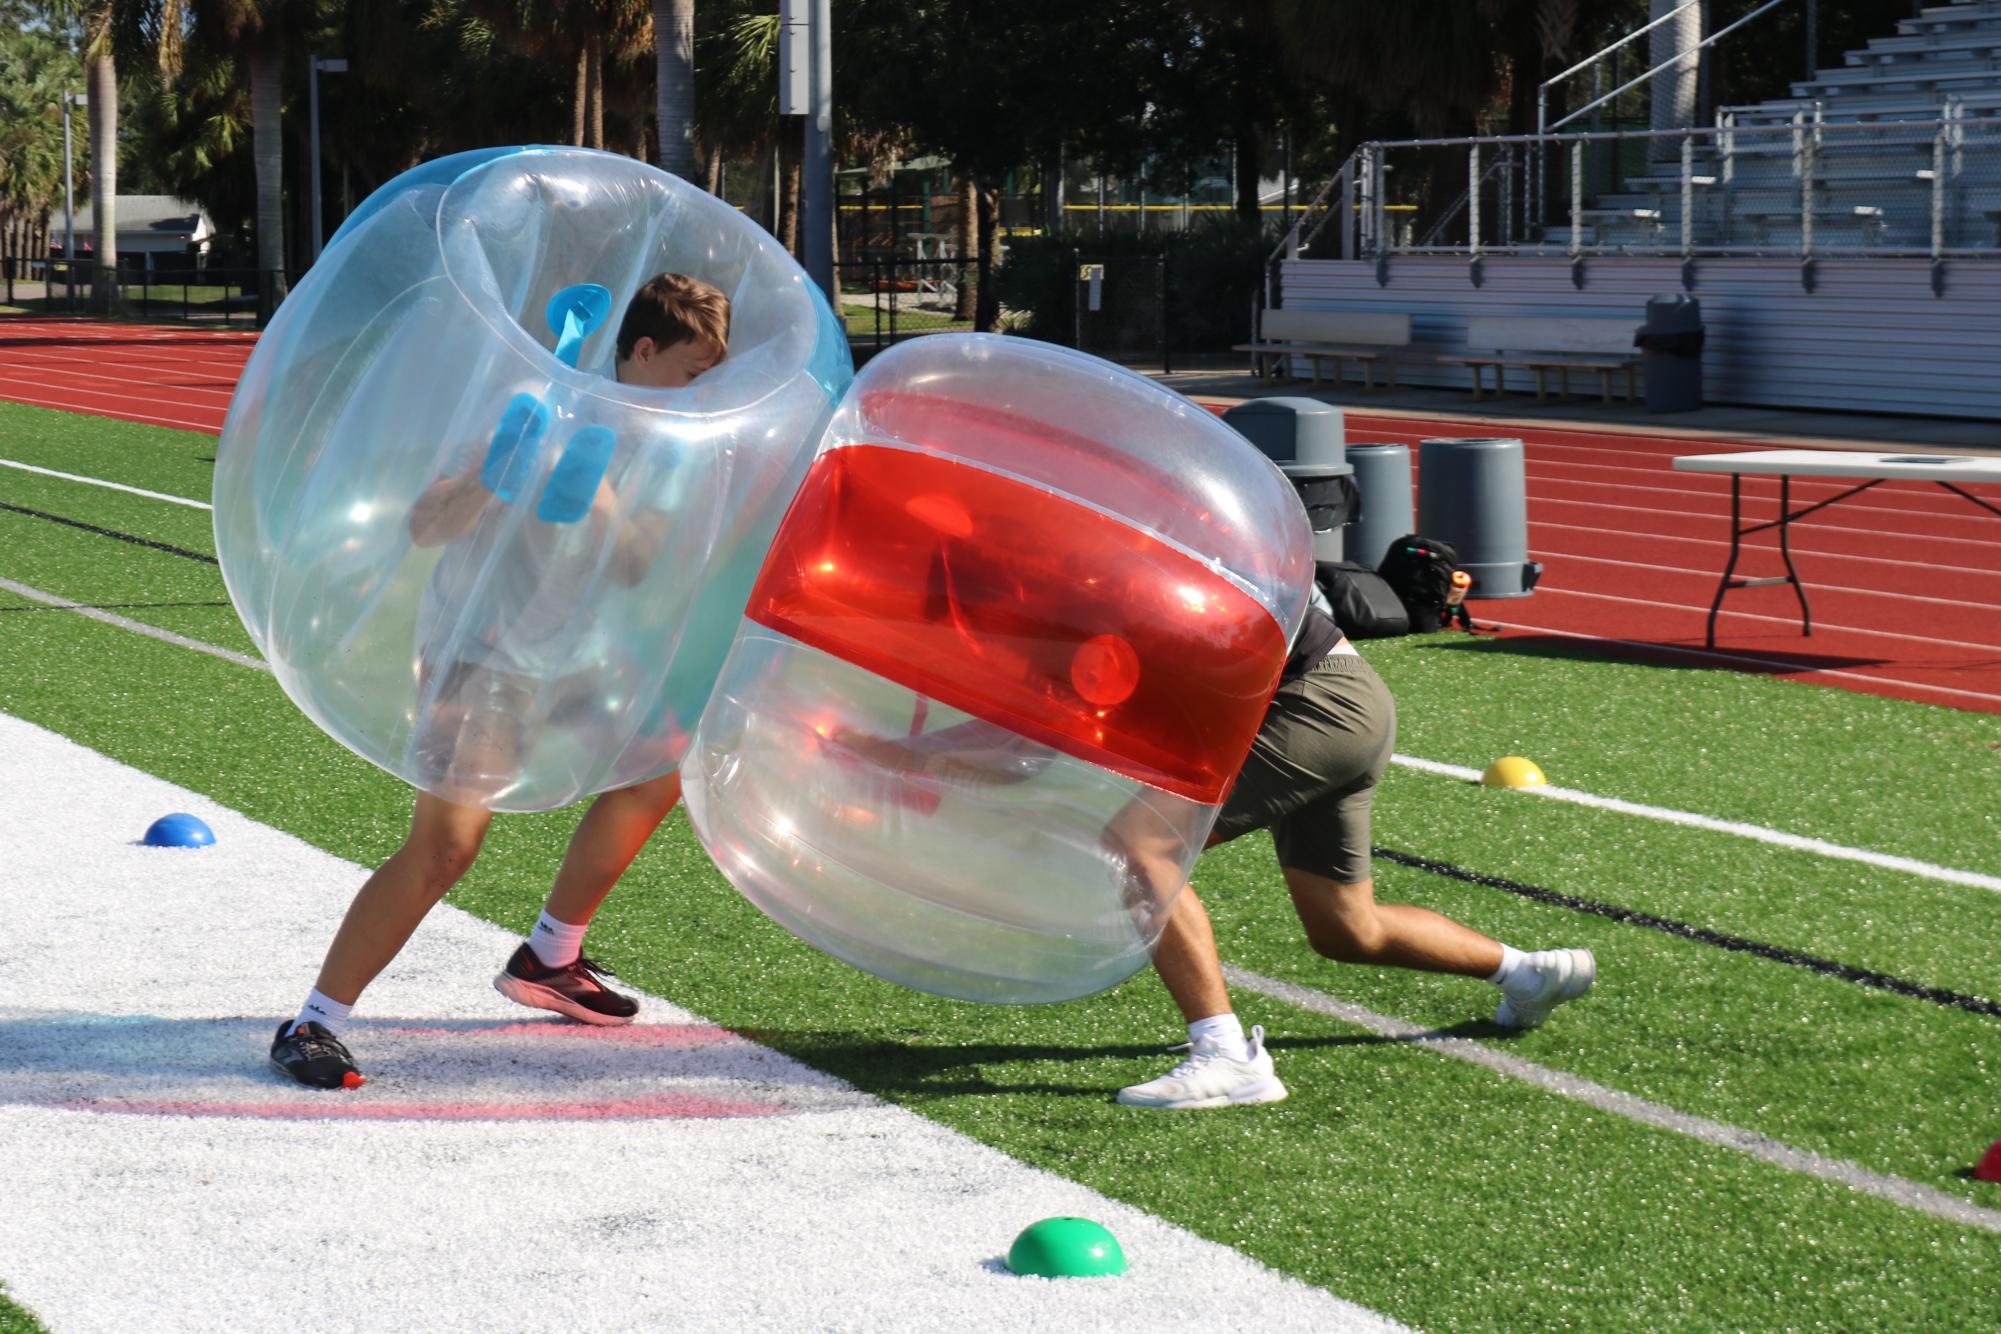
[
  {"x1": 479, "y1": 392, "x2": 553, "y2": 502},
  {"x1": 546, "y1": 283, "x2": 614, "y2": 369},
  {"x1": 536, "y1": 424, "x2": 617, "y2": 524}
]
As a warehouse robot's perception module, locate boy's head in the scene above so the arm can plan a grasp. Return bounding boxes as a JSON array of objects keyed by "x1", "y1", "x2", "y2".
[{"x1": 614, "y1": 273, "x2": 730, "y2": 389}]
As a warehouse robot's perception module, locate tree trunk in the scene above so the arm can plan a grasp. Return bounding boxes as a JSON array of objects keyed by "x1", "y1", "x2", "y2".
[
  {"x1": 1234, "y1": 122, "x2": 1262, "y2": 224},
  {"x1": 588, "y1": 32, "x2": 605, "y2": 150},
  {"x1": 249, "y1": 42, "x2": 287, "y2": 319},
  {"x1": 86, "y1": 41, "x2": 119, "y2": 313},
  {"x1": 1042, "y1": 146, "x2": 1064, "y2": 237},
  {"x1": 572, "y1": 43, "x2": 588, "y2": 146},
  {"x1": 779, "y1": 118, "x2": 803, "y2": 256},
  {"x1": 973, "y1": 178, "x2": 1001, "y2": 333},
  {"x1": 953, "y1": 175, "x2": 976, "y2": 320},
  {"x1": 654, "y1": 0, "x2": 697, "y2": 180},
  {"x1": 702, "y1": 143, "x2": 722, "y2": 193}
]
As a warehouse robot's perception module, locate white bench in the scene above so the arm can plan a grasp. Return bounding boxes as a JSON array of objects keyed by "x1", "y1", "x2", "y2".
[
  {"x1": 1234, "y1": 309, "x2": 1412, "y2": 389},
  {"x1": 1439, "y1": 314, "x2": 1642, "y2": 403}
]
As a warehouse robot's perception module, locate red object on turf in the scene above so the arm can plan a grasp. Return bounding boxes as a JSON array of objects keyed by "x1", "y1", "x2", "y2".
[
  {"x1": 1976, "y1": 1138, "x2": 2001, "y2": 1183},
  {"x1": 341, "y1": 1072, "x2": 366, "y2": 1090}
]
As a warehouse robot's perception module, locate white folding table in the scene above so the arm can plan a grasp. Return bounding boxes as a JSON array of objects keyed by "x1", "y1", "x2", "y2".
[{"x1": 1671, "y1": 449, "x2": 2001, "y2": 647}]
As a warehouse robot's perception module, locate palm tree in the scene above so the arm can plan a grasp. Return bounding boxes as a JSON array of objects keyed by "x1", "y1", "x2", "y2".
[
  {"x1": 654, "y1": 0, "x2": 694, "y2": 179},
  {"x1": 49, "y1": 1, "x2": 120, "y2": 311}
]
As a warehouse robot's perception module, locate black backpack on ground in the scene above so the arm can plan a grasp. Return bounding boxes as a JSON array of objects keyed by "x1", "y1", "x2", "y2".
[
  {"x1": 1376, "y1": 534, "x2": 1462, "y2": 633},
  {"x1": 1314, "y1": 560, "x2": 1410, "y2": 639}
]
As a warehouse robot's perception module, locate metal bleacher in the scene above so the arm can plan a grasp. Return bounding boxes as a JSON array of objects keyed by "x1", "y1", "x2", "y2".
[{"x1": 1585, "y1": 0, "x2": 2001, "y2": 253}]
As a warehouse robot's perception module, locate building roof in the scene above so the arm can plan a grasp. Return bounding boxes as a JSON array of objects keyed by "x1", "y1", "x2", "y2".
[{"x1": 48, "y1": 196, "x2": 215, "y2": 244}]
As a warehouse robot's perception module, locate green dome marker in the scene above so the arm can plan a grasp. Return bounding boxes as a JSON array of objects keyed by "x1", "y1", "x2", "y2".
[{"x1": 1006, "y1": 1217, "x2": 1127, "y2": 1278}]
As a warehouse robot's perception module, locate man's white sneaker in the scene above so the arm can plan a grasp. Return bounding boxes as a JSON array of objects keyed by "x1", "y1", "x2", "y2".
[
  {"x1": 1494, "y1": 948, "x2": 1596, "y2": 1029},
  {"x1": 1116, "y1": 1024, "x2": 1289, "y2": 1109}
]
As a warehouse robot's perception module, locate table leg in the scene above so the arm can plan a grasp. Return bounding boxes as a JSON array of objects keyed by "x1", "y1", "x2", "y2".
[
  {"x1": 1777, "y1": 474, "x2": 1811, "y2": 636},
  {"x1": 1705, "y1": 473, "x2": 1745, "y2": 648},
  {"x1": 1706, "y1": 472, "x2": 1816, "y2": 646}
]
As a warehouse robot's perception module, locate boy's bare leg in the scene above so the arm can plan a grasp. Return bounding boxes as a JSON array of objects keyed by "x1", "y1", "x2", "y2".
[
  {"x1": 496, "y1": 771, "x2": 683, "y2": 1024},
  {"x1": 313, "y1": 792, "x2": 495, "y2": 1004},
  {"x1": 542, "y1": 770, "x2": 683, "y2": 927},
  {"x1": 1282, "y1": 869, "x2": 1503, "y2": 978}
]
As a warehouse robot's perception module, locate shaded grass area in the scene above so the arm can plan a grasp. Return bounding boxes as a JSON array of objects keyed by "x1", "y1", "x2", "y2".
[
  {"x1": 2, "y1": 593, "x2": 1998, "y2": 1331},
  {"x1": 4, "y1": 399, "x2": 2001, "y2": 1329}
]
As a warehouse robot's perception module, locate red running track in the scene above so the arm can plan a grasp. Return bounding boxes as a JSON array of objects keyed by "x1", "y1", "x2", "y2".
[{"x1": 2, "y1": 316, "x2": 1998, "y2": 714}]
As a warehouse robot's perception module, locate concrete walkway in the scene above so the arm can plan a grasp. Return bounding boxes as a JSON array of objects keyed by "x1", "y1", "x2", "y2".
[{"x1": 1138, "y1": 355, "x2": 2001, "y2": 456}]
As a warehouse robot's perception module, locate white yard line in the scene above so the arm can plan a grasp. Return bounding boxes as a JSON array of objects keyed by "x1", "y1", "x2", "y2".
[
  {"x1": 1390, "y1": 751, "x2": 2001, "y2": 893},
  {"x1": 0, "y1": 456, "x2": 212, "y2": 509},
  {"x1": 0, "y1": 713, "x2": 1401, "y2": 1334},
  {"x1": 1222, "y1": 966, "x2": 2001, "y2": 1237}
]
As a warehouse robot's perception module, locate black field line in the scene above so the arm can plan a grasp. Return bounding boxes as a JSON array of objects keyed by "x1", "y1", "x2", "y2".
[
  {"x1": 1221, "y1": 964, "x2": 2001, "y2": 1237},
  {"x1": 1372, "y1": 847, "x2": 2001, "y2": 1020},
  {"x1": 0, "y1": 500, "x2": 218, "y2": 563},
  {"x1": 0, "y1": 598, "x2": 230, "y2": 613}
]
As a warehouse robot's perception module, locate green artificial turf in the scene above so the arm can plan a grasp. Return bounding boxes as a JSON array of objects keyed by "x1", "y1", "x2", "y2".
[{"x1": 3, "y1": 398, "x2": 1999, "y2": 1331}]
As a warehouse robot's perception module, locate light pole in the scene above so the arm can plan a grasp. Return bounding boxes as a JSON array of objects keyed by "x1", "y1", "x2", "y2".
[
  {"x1": 308, "y1": 55, "x2": 349, "y2": 262},
  {"x1": 61, "y1": 90, "x2": 86, "y2": 308}
]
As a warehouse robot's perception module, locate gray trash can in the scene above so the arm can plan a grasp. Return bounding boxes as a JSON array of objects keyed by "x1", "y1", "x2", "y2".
[
  {"x1": 1634, "y1": 294, "x2": 1704, "y2": 414},
  {"x1": 1221, "y1": 398, "x2": 1355, "y2": 563},
  {"x1": 1416, "y1": 437, "x2": 1542, "y2": 598},
  {"x1": 1344, "y1": 443, "x2": 1413, "y2": 572}
]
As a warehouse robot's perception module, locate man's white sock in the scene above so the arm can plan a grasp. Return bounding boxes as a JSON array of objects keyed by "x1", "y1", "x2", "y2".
[
  {"x1": 530, "y1": 909, "x2": 589, "y2": 969},
  {"x1": 1188, "y1": 1012, "x2": 1250, "y2": 1059},
  {"x1": 293, "y1": 987, "x2": 352, "y2": 1035},
  {"x1": 1488, "y1": 944, "x2": 1527, "y2": 987}
]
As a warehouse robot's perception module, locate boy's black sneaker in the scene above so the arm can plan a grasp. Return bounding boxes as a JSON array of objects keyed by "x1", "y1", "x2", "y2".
[
  {"x1": 269, "y1": 1020, "x2": 365, "y2": 1090},
  {"x1": 494, "y1": 944, "x2": 639, "y2": 1026}
]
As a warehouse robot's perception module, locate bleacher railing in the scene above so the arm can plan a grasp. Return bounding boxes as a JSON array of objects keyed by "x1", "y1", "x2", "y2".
[{"x1": 1304, "y1": 115, "x2": 2001, "y2": 263}]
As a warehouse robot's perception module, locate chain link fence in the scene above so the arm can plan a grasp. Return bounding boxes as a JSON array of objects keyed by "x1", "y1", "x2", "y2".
[{"x1": 4, "y1": 258, "x2": 280, "y2": 325}]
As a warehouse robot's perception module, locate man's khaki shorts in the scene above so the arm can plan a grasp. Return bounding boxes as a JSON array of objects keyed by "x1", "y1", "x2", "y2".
[{"x1": 1209, "y1": 651, "x2": 1396, "y2": 883}]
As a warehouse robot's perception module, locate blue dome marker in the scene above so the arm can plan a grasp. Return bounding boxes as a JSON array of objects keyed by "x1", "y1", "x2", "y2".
[{"x1": 143, "y1": 813, "x2": 216, "y2": 848}]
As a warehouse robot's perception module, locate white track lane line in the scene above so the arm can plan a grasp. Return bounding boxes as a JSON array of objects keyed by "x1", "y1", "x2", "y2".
[
  {"x1": 0, "y1": 386, "x2": 222, "y2": 432},
  {"x1": 1533, "y1": 547, "x2": 1994, "y2": 615},
  {"x1": 0, "y1": 713, "x2": 1400, "y2": 1334},
  {"x1": 0, "y1": 351, "x2": 240, "y2": 400},
  {"x1": 0, "y1": 457, "x2": 212, "y2": 509},
  {"x1": 1528, "y1": 509, "x2": 2001, "y2": 572},
  {"x1": 1523, "y1": 584, "x2": 2001, "y2": 657}
]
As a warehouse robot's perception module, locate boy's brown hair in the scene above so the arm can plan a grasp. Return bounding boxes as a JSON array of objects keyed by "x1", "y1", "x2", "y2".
[{"x1": 615, "y1": 272, "x2": 730, "y2": 364}]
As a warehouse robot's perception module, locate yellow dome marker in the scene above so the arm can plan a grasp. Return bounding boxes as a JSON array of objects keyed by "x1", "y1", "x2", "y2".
[{"x1": 1481, "y1": 756, "x2": 1548, "y2": 789}]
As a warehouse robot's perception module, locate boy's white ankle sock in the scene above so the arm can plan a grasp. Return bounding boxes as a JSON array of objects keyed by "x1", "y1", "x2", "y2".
[
  {"x1": 1488, "y1": 944, "x2": 1528, "y2": 987},
  {"x1": 1188, "y1": 1012, "x2": 1249, "y2": 1058},
  {"x1": 530, "y1": 909, "x2": 589, "y2": 969},
  {"x1": 293, "y1": 988, "x2": 353, "y2": 1035}
]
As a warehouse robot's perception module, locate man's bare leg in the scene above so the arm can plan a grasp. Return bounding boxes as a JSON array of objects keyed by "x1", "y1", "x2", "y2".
[{"x1": 1282, "y1": 869, "x2": 1503, "y2": 977}]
